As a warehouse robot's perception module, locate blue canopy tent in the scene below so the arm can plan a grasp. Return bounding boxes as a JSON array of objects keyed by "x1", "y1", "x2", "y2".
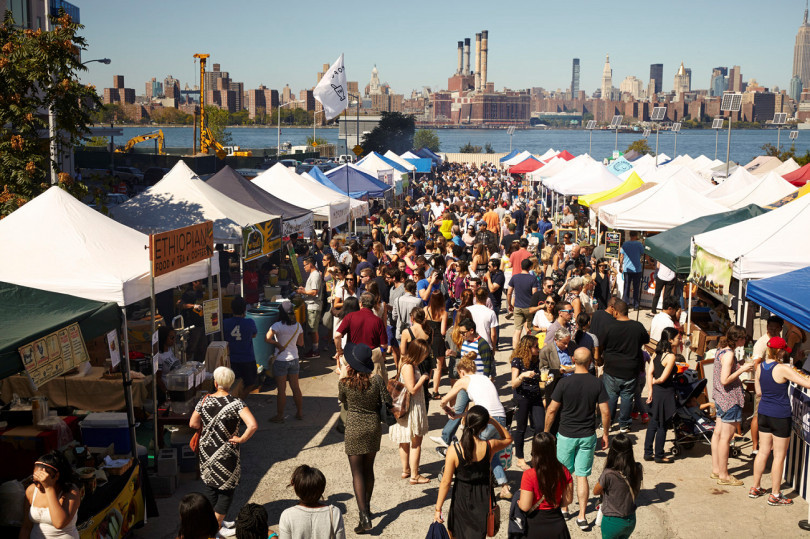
[
  {"x1": 375, "y1": 152, "x2": 409, "y2": 173},
  {"x1": 405, "y1": 158, "x2": 433, "y2": 174},
  {"x1": 746, "y1": 266, "x2": 810, "y2": 331},
  {"x1": 499, "y1": 150, "x2": 519, "y2": 163},
  {"x1": 415, "y1": 147, "x2": 442, "y2": 164},
  {"x1": 324, "y1": 164, "x2": 392, "y2": 198},
  {"x1": 307, "y1": 166, "x2": 368, "y2": 199}
]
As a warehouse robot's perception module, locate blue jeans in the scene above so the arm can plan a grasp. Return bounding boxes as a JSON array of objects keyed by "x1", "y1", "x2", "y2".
[
  {"x1": 603, "y1": 373, "x2": 637, "y2": 429},
  {"x1": 481, "y1": 416, "x2": 508, "y2": 486},
  {"x1": 622, "y1": 271, "x2": 643, "y2": 309},
  {"x1": 441, "y1": 389, "x2": 469, "y2": 445}
]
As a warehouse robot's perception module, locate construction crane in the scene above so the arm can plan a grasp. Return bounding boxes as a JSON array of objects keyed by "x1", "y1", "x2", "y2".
[
  {"x1": 193, "y1": 53, "x2": 252, "y2": 159},
  {"x1": 114, "y1": 130, "x2": 165, "y2": 155}
]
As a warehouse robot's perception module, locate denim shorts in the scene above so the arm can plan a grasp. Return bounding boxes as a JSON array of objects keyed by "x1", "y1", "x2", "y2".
[
  {"x1": 273, "y1": 358, "x2": 300, "y2": 377},
  {"x1": 715, "y1": 403, "x2": 742, "y2": 424}
]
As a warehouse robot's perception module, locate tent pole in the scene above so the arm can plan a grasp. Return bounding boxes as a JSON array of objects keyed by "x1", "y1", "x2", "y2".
[
  {"x1": 239, "y1": 246, "x2": 245, "y2": 298},
  {"x1": 120, "y1": 312, "x2": 139, "y2": 460},
  {"x1": 217, "y1": 264, "x2": 225, "y2": 342},
  {"x1": 741, "y1": 279, "x2": 749, "y2": 331},
  {"x1": 207, "y1": 258, "x2": 213, "y2": 302},
  {"x1": 150, "y1": 270, "x2": 159, "y2": 465}
]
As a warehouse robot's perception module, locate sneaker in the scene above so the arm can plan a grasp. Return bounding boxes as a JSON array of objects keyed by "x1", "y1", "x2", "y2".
[
  {"x1": 305, "y1": 350, "x2": 321, "y2": 359},
  {"x1": 641, "y1": 413, "x2": 650, "y2": 424},
  {"x1": 576, "y1": 518, "x2": 590, "y2": 531},
  {"x1": 218, "y1": 527, "x2": 237, "y2": 538},
  {"x1": 436, "y1": 446, "x2": 447, "y2": 458},
  {"x1": 430, "y1": 436, "x2": 449, "y2": 448},
  {"x1": 748, "y1": 487, "x2": 767, "y2": 499},
  {"x1": 619, "y1": 426, "x2": 630, "y2": 434},
  {"x1": 768, "y1": 493, "x2": 794, "y2": 506},
  {"x1": 222, "y1": 521, "x2": 235, "y2": 529}
]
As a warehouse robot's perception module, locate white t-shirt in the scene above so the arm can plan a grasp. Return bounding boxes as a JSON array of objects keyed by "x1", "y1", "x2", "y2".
[
  {"x1": 532, "y1": 310, "x2": 554, "y2": 331},
  {"x1": 466, "y1": 374, "x2": 506, "y2": 418},
  {"x1": 467, "y1": 304, "x2": 499, "y2": 347},
  {"x1": 270, "y1": 321, "x2": 302, "y2": 361},
  {"x1": 304, "y1": 270, "x2": 323, "y2": 311},
  {"x1": 656, "y1": 264, "x2": 676, "y2": 282},
  {"x1": 650, "y1": 312, "x2": 675, "y2": 342},
  {"x1": 753, "y1": 334, "x2": 770, "y2": 361}
]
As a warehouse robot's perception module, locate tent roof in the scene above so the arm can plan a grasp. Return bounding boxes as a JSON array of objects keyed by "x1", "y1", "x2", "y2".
[
  {"x1": 325, "y1": 163, "x2": 393, "y2": 198},
  {"x1": 598, "y1": 178, "x2": 728, "y2": 232},
  {"x1": 0, "y1": 282, "x2": 121, "y2": 380},
  {"x1": 400, "y1": 150, "x2": 421, "y2": 160},
  {"x1": 535, "y1": 154, "x2": 595, "y2": 182},
  {"x1": 306, "y1": 165, "x2": 367, "y2": 198},
  {"x1": 745, "y1": 155, "x2": 781, "y2": 176},
  {"x1": 383, "y1": 150, "x2": 416, "y2": 171},
  {"x1": 772, "y1": 157, "x2": 801, "y2": 176},
  {"x1": 646, "y1": 164, "x2": 714, "y2": 193},
  {"x1": 644, "y1": 205, "x2": 767, "y2": 274},
  {"x1": 111, "y1": 161, "x2": 277, "y2": 243},
  {"x1": 579, "y1": 172, "x2": 645, "y2": 208},
  {"x1": 547, "y1": 161, "x2": 622, "y2": 196},
  {"x1": 414, "y1": 148, "x2": 442, "y2": 163},
  {"x1": 357, "y1": 151, "x2": 408, "y2": 174},
  {"x1": 509, "y1": 156, "x2": 544, "y2": 174},
  {"x1": 623, "y1": 149, "x2": 641, "y2": 161},
  {"x1": 503, "y1": 150, "x2": 534, "y2": 166},
  {"x1": 783, "y1": 162, "x2": 810, "y2": 186},
  {"x1": 557, "y1": 150, "x2": 575, "y2": 161},
  {"x1": 712, "y1": 171, "x2": 797, "y2": 209},
  {"x1": 766, "y1": 182, "x2": 810, "y2": 209},
  {"x1": 0, "y1": 186, "x2": 216, "y2": 306},
  {"x1": 499, "y1": 150, "x2": 519, "y2": 162},
  {"x1": 539, "y1": 148, "x2": 557, "y2": 160},
  {"x1": 746, "y1": 266, "x2": 810, "y2": 331},
  {"x1": 693, "y1": 193, "x2": 810, "y2": 279},
  {"x1": 705, "y1": 167, "x2": 761, "y2": 199},
  {"x1": 303, "y1": 171, "x2": 369, "y2": 220},
  {"x1": 404, "y1": 158, "x2": 433, "y2": 173},
  {"x1": 252, "y1": 163, "x2": 350, "y2": 227},
  {"x1": 606, "y1": 156, "x2": 634, "y2": 176},
  {"x1": 589, "y1": 182, "x2": 657, "y2": 212}
]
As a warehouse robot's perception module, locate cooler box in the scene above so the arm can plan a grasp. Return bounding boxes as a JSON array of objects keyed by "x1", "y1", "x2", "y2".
[{"x1": 80, "y1": 412, "x2": 131, "y2": 454}]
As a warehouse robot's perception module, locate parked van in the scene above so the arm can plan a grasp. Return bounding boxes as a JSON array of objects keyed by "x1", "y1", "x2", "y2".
[{"x1": 338, "y1": 154, "x2": 356, "y2": 164}]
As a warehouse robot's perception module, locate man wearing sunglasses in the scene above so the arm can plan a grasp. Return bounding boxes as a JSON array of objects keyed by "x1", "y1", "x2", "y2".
[{"x1": 545, "y1": 301, "x2": 575, "y2": 343}]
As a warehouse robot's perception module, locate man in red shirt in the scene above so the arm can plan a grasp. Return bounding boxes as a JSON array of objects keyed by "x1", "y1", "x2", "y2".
[
  {"x1": 336, "y1": 292, "x2": 389, "y2": 381},
  {"x1": 509, "y1": 238, "x2": 532, "y2": 275}
]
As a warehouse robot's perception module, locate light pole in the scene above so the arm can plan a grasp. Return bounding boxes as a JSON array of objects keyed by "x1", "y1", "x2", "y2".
[
  {"x1": 671, "y1": 122, "x2": 681, "y2": 156},
  {"x1": 711, "y1": 117, "x2": 724, "y2": 160},
  {"x1": 584, "y1": 120, "x2": 596, "y2": 156},
  {"x1": 82, "y1": 58, "x2": 111, "y2": 65},
  {"x1": 507, "y1": 125, "x2": 515, "y2": 151},
  {"x1": 650, "y1": 107, "x2": 666, "y2": 167},
  {"x1": 277, "y1": 101, "x2": 296, "y2": 158}
]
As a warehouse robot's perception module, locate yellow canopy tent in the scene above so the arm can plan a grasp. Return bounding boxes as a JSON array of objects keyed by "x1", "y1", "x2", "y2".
[
  {"x1": 578, "y1": 171, "x2": 644, "y2": 208},
  {"x1": 765, "y1": 182, "x2": 810, "y2": 209}
]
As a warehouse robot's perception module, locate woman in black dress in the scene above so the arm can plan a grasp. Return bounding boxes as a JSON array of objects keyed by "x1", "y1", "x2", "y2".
[
  {"x1": 338, "y1": 342, "x2": 392, "y2": 534},
  {"x1": 425, "y1": 290, "x2": 449, "y2": 398},
  {"x1": 644, "y1": 326, "x2": 680, "y2": 463},
  {"x1": 510, "y1": 335, "x2": 544, "y2": 471},
  {"x1": 434, "y1": 405, "x2": 513, "y2": 539}
]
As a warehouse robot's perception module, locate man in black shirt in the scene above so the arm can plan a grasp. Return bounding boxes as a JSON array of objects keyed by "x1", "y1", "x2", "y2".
[
  {"x1": 599, "y1": 299, "x2": 650, "y2": 433},
  {"x1": 545, "y1": 348, "x2": 610, "y2": 530},
  {"x1": 484, "y1": 258, "x2": 505, "y2": 314},
  {"x1": 507, "y1": 259, "x2": 538, "y2": 350}
]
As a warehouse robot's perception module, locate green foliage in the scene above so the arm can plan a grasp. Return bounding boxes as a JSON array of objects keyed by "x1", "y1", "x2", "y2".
[
  {"x1": 306, "y1": 135, "x2": 329, "y2": 147},
  {"x1": 228, "y1": 109, "x2": 250, "y2": 126},
  {"x1": 0, "y1": 9, "x2": 100, "y2": 216},
  {"x1": 761, "y1": 142, "x2": 810, "y2": 166},
  {"x1": 413, "y1": 129, "x2": 440, "y2": 152},
  {"x1": 625, "y1": 138, "x2": 653, "y2": 155},
  {"x1": 484, "y1": 143, "x2": 494, "y2": 154},
  {"x1": 150, "y1": 106, "x2": 193, "y2": 125},
  {"x1": 85, "y1": 136, "x2": 108, "y2": 148},
  {"x1": 459, "y1": 141, "x2": 483, "y2": 153},
  {"x1": 361, "y1": 112, "x2": 415, "y2": 155},
  {"x1": 204, "y1": 105, "x2": 232, "y2": 145},
  {"x1": 271, "y1": 107, "x2": 313, "y2": 126},
  {"x1": 90, "y1": 103, "x2": 123, "y2": 124}
]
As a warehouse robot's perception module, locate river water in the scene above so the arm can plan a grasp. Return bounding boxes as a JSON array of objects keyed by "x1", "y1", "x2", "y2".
[{"x1": 119, "y1": 126, "x2": 806, "y2": 164}]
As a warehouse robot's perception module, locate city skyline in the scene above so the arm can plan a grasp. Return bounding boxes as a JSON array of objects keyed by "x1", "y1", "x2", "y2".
[{"x1": 76, "y1": 0, "x2": 806, "y2": 97}]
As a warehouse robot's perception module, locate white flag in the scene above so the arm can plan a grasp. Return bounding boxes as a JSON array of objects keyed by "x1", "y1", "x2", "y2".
[{"x1": 313, "y1": 54, "x2": 348, "y2": 121}]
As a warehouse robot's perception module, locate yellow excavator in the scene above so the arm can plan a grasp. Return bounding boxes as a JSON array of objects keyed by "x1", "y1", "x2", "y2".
[
  {"x1": 114, "y1": 130, "x2": 165, "y2": 155},
  {"x1": 193, "y1": 53, "x2": 252, "y2": 159}
]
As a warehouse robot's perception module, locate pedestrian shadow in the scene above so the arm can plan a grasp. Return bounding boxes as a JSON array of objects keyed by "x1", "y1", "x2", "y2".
[
  {"x1": 369, "y1": 486, "x2": 440, "y2": 536},
  {"x1": 636, "y1": 482, "x2": 675, "y2": 507}
]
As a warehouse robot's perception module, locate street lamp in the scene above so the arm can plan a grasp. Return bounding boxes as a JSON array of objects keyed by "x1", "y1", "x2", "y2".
[
  {"x1": 82, "y1": 58, "x2": 111, "y2": 65},
  {"x1": 347, "y1": 93, "x2": 361, "y2": 157},
  {"x1": 277, "y1": 101, "x2": 297, "y2": 158}
]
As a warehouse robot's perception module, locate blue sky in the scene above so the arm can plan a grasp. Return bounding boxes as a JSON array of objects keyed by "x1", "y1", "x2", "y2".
[{"x1": 77, "y1": 0, "x2": 806, "y2": 97}]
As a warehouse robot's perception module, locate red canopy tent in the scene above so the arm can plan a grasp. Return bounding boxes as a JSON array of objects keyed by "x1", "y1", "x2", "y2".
[
  {"x1": 509, "y1": 157, "x2": 543, "y2": 174},
  {"x1": 557, "y1": 150, "x2": 576, "y2": 161},
  {"x1": 783, "y1": 163, "x2": 810, "y2": 187}
]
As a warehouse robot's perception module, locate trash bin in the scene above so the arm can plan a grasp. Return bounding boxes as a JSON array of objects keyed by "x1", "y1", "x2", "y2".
[{"x1": 246, "y1": 305, "x2": 280, "y2": 370}]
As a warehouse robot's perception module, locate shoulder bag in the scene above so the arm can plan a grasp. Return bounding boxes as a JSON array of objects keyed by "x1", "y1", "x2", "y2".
[
  {"x1": 189, "y1": 394, "x2": 209, "y2": 452},
  {"x1": 386, "y1": 364, "x2": 411, "y2": 420},
  {"x1": 486, "y1": 441, "x2": 501, "y2": 537},
  {"x1": 269, "y1": 326, "x2": 300, "y2": 363},
  {"x1": 378, "y1": 374, "x2": 397, "y2": 426},
  {"x1": 330, "y1": 287, "x2": 346, "y2": 318}
]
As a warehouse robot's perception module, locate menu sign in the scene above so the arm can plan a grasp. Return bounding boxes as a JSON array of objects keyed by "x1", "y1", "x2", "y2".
[
  {"x1": 605, "y1": 232, "x2": 621, "y2": 259},
  {"x1": 202, "y1": 299, "x2": 221, "y2": 335},
  {"x1": 18, "y1": 322, "x2": 88, "y2": 389},
  {"x1": 149, "y1": 221, "x2": 214, "y2": 277}
]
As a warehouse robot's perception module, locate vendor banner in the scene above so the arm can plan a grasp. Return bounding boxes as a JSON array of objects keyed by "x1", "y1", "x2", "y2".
[
  {"x1": 282, "y1": 213, "x2": 314, "y2": 238},
  {"x1": 689, "y1": 246, "x2": 733, "y2": 305},
  {"x1": 242, "y1": 218, "x2": 282, "y2": 262},
  {"x1": 149, "y1": 221, "x2": 214, "y2": 278},
  {"x1": 376, "y1": 168, "x2": 395, "y2": 186},
  {"x1": 790, "y1": 384, "x2": 810, "y2": 446},
  {"x1": 18, "y1": 323, "x2": 88, "y2": 389}
]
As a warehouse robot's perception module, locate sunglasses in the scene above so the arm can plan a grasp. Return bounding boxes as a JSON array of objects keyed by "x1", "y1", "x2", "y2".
[
  {"x1": 560, "y1": 309, "x2": 573, "y2": 313},
  {"x1": 345, "y1": 279, "x2": 356, "y2": 283}
]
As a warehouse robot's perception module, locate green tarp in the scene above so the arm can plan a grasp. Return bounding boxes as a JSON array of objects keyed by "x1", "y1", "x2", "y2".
[
  {"x1": 0, "y1": 282, "x2": 121, "y2": 380},
  {"x1": 644, "y1": 204, "x2": 768, "y2": 273}
]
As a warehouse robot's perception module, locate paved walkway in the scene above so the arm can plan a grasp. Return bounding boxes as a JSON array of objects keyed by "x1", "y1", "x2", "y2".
[{"x1": 136, "y1": 309, "x2": 809, "y2": 538}]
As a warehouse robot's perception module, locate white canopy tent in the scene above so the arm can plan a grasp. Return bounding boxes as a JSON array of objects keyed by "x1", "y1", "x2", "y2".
[
  {"x1": 111, "y1": 161, "x2": 277, "y2": 243},
  {"x1": 0, "y1": 186, "x2": 217, "y2": 306},
  {"x1": 503, "y1": 150, "x2": 534, "y2": 166},
  {"x1": 355, "y1": 152, "x2": 398, "y2": 179},
  {"x1": 769, "y1": 157, "x2": 801, "y2": 177},
  {"x1": 666, "y1": 155, "x2": 692, "y2": 168},
  {"x1": 618, "y1": 154, "x2": 656, "y2": 181},
  {"x1": 693, "y1": 193, "x2": 810, "y2": 280},
  {"x1": 643, "y1": 164, "x2": 714, "y2": 193},
  {"x1": 400, "y1": 151, "x2": 421, "y2": 160},
  {"x1": 711, "y1": 171, "x2": 798, "y2": 210},
  {"x1": 534, "y1": 154, "x2": 595, "y2": 183},
  {"x1": 745, "y1": 155, "x2": 782, "y2": 176},
  {"x1": 539, "y1": 148, "x2": 557, "y2": 160},
  {"x1": 544, "y1": 160, "x2": 622, "y2": 196},
  {"x1": 252, "y1": 163, "x2": 351, "y2": 228},
  {"x1": 705, "y1": 167, "x2": 761, "y2": 199},
  {"x1": 383, "y1": 150, "x2": 416, "y2": 172},
  {"x1": 301, "y1": 172, "x2": 369, "y2": 221},
  {"x1": 597, "y1": 179, "x2": 728, "y2": 232}
]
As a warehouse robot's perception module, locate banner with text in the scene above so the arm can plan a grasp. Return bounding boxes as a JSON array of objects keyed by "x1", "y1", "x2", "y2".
[
  {"x1": 18, "y1": 323, "x2": 89, "y2": 389},
  {"x1": 689, "y1": 246, "x2": 733, "y2": 305},
  {"x1": 149, "y1": 221, "x2": 214, "y2": 277},
  {"x1": 242, "y1": 218, "x2": 282, "y2": 262},
  {"x1": 790, "y1": 384, "x2": 810, "y2": 446}
]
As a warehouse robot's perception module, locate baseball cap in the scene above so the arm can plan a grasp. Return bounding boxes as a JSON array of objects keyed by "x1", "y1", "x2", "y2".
[{"x1": 767, "y1": 336, "x2": 792, "y2": 354}]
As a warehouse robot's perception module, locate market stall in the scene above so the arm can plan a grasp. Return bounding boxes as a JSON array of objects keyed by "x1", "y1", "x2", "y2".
[
  {"x1": 710, "y1": 171, "x2": 796, "y2": 210},
  {"x1": 305, "y1": 168, "x2": 370, "y2": 220}
]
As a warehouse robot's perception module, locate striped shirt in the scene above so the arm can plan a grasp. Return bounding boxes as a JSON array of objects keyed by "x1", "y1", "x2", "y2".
[{"x1": 461, "y1": 339, "x2": 483, "y2": 374}]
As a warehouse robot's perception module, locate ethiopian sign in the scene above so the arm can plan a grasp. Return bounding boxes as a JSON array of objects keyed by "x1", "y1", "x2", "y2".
[{"x1": 149, "y1": 221, "x2": 214, "y2": 277}]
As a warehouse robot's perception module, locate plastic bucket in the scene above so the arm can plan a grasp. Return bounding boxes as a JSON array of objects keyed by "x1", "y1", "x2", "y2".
[{"x1": 246, "y1": 307, "x2": 280, "y2": 370}]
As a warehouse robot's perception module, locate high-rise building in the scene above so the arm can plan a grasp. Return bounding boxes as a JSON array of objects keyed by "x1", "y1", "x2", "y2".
[
  {"x1": 710, "y1": 67, "x2": 728, "y2": 97},
  {"x1": 601, "y1": 54, "x2": 613, "y2": 101},
  {"x1": 673, "y1": 62, "x2": 690, "y2": 101},
  {"x1": 164, "y1": 75, "x2": 180, "y2": 100},
  {"x1": 791, "y1": 74, "x2": 804, "y2": 101},
  {"x1": 281, "y1": 84, "x2": 293, "y2": 105},
  {"x1": 145, "y1": 78, "x2": 163, "y2": 100},
  {"x1": 794, "y1": 4, "x2": 810, "y2": 89},
  {"x1": 619, "y1": 76, "x2": 644, "y2": 99},
  {"x1": 728, "y1": 65, "x2": 743, "y2": 92},
  {"x1": 649, "y1": 64, "x2": 663, "y2": 95},
  {"x1": 367, "y1": 65, "x2": 382, "y2": 96},
  {"x1": 571, "y1": 58, "x2": 580, "y2": 96}
]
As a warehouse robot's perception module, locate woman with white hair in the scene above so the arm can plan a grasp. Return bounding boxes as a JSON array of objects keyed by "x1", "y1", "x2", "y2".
[{"x1": 190, "y1": 366, "x2": 258, "y2": 526}]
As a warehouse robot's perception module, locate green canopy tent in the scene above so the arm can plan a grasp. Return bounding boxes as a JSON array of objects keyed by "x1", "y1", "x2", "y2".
[
  {"x1": 0, "y1": 281, "x2": 121, "y2": 381},
  {"x1": 644, "y1": 204, "x2": 768, "y2": 273}
]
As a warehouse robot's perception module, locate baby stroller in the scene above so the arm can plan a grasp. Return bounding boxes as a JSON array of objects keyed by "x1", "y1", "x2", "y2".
[{"x1": 669, "y1": 370, "x2": 743, "y2": 458}]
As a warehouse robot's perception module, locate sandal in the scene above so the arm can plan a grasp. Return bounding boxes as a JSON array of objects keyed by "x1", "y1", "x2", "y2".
[
  {"x1": 409, "y1": 475, "x2": 430, "y2": 485},
  {"x1": 431, "y1": 393, "x2": 443, "y2": 400},
  {"x1": 717, "y1": 477, "x2": 744, "y2": 486}
]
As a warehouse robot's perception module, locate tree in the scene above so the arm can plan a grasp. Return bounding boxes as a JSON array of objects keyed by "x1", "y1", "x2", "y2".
[
  {"x1": 484, "y1": 143, "x2": 494, "y2": 154},
  {"x1": 361, "y1": 111, "x2": 415, "y2": 155},
  {"x1": 204, "y1": 105, "x2": 232, "y2": 144},
  {"x1": 306, "y1": 135, "x2": 329, "y2": 147},
  {"x1": 761, "y1": 142, "x2": 810, "y2": 166},
  {"x1": 150, "y1": 106, "x2": 193, "y2": 125},
  {"x1": 459, "y1": 141, "x2": 483, "y2": 153},
  {"x1": 413, "y1": 129, "x2": 440, "y2": 152},
  {"x1": 0, "y1": 10, "x2": 100, "y2": 217},
  {"x1": 228, "y1": 110, "x2": 250, "y2": 126},
  {"x1": 625, "y1": 138, "x2": 653, "y2": 155}
]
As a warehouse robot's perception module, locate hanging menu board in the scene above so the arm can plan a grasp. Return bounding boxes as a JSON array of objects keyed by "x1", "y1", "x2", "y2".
[
  {"x1": 605, "y1": 232, "x2": 621, "y2": 259},
  {"x1": 18, "y1": 323, "x2": 89, "y2": 389}
]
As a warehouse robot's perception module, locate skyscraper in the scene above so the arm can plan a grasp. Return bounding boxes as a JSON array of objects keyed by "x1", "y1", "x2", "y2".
[
  {"x1": 601, "y1": 54, "x2": 613, "y2": 100},
  {"x1": 673, "y1": 62, "x2": 690, "y2": 101},
  {"x1": 649, "y1": 64, "x2": 663, "y2": 95},
  {"x1": 728, "y1": 65, "x2": 743, "y2": 92},
  {"x1": 794, "y1": 4, "x2": 810, "y2": 89},
  {"x1": 710, "y1": 67, "x2": 728, "y2": 97},
  {"x1": 571, "y1": 58, "x2": 580, "y2": 96},
  {"x1": 790, "y1": 74, "x2": 803, "y2": 101}
]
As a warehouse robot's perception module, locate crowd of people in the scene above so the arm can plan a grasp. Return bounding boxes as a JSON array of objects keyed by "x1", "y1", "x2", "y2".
[{"x1": 89, "y1": 160, "x2": 804, "y2": 539}]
